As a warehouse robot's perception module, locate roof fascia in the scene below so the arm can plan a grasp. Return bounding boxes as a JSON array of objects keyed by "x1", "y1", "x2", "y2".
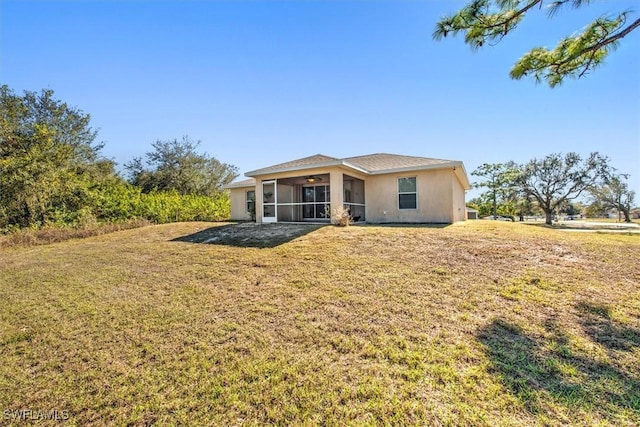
[
  {"x1": 454, "y1": 163, "x2": 472, "y2": 190},
  {"x1": 367, "y1": 161, "x2": 460, "y2": 175},
  {"x1": 339, "y1": 161, "x2": 370, "y2": 175},
  {"x1": 245, "y1": 160, "x2": 345, "y2": 177},
  {"x1": 368, "y1": 161, "x2": 472, "y2": 190},
  {"x1": 224, "y1": 181, "x2": 256, "y2": 189}
]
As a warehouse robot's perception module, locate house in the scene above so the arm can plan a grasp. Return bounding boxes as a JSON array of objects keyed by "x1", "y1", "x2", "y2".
[
  {"x1": 225, "y1": 153, "x2": 471, "y2": 224},
  {"x1": 466, "y1": 207, "x2": 479, "y2": 220}
]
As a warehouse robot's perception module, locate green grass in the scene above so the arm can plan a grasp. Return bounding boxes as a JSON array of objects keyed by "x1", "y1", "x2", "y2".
[{"x1": 1, "y1": 221, "x2": 639, "y2": 426}]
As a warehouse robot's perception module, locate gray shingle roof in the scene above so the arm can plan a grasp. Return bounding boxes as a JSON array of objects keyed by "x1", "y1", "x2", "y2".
[
  {"x1": 224, "y1": 178, "x2": 256, "y2": 189},
  {"x1": 344, "y1": 153, "x2": 452, "y2": 172},
  {"x1": 232, "y1": 152, "x2": 470, "y2": 189},
  {"x1": 245, "y1": 154, "x2": 341, "y2": 176},
  {"x1": 246, "y1": 153, "x2": 457, "y2": 176}
]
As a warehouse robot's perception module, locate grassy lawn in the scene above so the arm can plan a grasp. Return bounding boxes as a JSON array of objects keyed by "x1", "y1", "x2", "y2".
[
  {"x1": 1, "y1": 221, "x2": 638, "y2": 426},
  {"x1": 582, "y1": 217, "x2": 640, "y2": 224}
]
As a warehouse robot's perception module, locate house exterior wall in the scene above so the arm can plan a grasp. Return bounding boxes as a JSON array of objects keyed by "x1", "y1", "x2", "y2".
[
  {"x1": 229, "y1": 187, "x2": 254, "y2": 221},
  {"x1": 365, "y1": 169, "x2": 458, "y2": 223},
  {"x1": 233, "y1": 165, "x2": 466, "y2": 224},
  {"x1": 452, "y1": 173, "x2": 467, "y2": 222}
]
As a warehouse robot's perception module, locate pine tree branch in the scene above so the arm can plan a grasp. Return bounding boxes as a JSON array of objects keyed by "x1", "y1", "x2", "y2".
[
  {"x1": 476, "y1": 0, "x2": 542, "y2": 32},
  {"x1": 579, "y1": 17, "x2": 640, "y2": 57}
]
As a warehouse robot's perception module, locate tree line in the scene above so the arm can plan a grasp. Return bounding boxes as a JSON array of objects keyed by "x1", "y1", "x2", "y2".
[
  {"x1": 3, "y1": 85, "x2": 634, "y2": 231},
  {"x1": 0, "y1": 86, "x2": 238, "y2": 231},
  {"x1": 470, "y1": 153, "x2": 636, "y2": 224}
]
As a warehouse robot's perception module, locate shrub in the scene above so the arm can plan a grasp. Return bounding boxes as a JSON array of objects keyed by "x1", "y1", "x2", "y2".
[
  {"x1": 331, "y1": 205, "x2": 351, "y2": 227},
  {"x1": 137, "y1": 190, "x2": 230, "y2": 224}
]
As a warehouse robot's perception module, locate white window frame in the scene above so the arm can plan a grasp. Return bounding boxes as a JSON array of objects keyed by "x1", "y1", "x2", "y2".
[
  {"x1": 246, "y1": 190, "x2": 255, "y2": 216},
  {"x1": 398, "y1": 176, "x2": 417, "y2": 210}
]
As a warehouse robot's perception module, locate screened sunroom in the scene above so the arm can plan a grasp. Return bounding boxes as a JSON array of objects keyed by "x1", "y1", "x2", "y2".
[{"x1": 260, "y1": 174, "x2": 365, "y2": 223}]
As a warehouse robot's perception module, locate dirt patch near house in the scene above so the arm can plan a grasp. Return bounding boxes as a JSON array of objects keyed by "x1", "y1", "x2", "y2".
[{"x1": 172, "y1": 222, "x2": 327, "y2": 248}]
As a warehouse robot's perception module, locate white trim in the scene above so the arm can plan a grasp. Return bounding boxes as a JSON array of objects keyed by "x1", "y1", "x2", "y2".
[
  {"x1": 397, "y1": 176, "x2": 418, "y2": 210},
  {"x1": 262, "y1": 180, "x2": 277, "y2": 223},
  {"x1": 334, "y1": 161, "x2": 371, "y2": 175},
  {"x1": 224, "y1": 178, "x2": 256, "y2": 189},
  {"x1": 367, "y1": 161, "x2": 460, "y2": 176},
  {"x1": 247, "y1": 160, "x2": 370, "y2": 178},
  {"x1": 246, "y1": 160, "x2": 343, "y2": 177}
]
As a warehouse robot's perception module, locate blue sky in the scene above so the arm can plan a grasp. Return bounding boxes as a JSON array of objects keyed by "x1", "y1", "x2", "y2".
[{"x1": 2, "y1": 0, "x2": 639, "y2": 200}]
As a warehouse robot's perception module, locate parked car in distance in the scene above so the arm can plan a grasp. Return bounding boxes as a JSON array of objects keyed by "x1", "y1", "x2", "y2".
[
  {"x1": 482, "y1": 215, "x2": 515, "y2": 222},
  {"x1": 564, "y1": 215, "x2": 581, "y2": 220}
]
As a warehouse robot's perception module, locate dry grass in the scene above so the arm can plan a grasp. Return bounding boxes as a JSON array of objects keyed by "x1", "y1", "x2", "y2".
[
  {"x1": 583, "y1": 217, "x2": 640, "y2": 224},
  {"x1": 0, "y1": 221, "x2": 638, "y2": 425},
  {"x1": 0, "y1": 219, "x2": 151, "y2": 249}
]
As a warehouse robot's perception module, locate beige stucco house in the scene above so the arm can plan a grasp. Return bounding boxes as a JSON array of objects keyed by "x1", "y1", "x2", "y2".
[{"x1": 225, "y1": 153, "x2": 471, "y2": 224}]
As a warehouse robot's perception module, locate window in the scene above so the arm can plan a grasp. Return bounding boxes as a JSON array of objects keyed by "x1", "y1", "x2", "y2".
[
  {"x1": 246, "y1": 190, "x2": 255, "y2": 216},
  {"x1": 398, "y1": 177, "x2": 417, "y2": 210}
]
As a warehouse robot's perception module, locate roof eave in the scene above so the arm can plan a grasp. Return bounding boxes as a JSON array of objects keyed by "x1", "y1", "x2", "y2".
[
  {"x1": 454, "y1": 163, "x2": 472, "y2": 190},
  {"x1": 224, "y1": 179, "x2": 256, "y2": 189},
  {"x1": 369, "y1": 161, "x2": 471, "y2": 190},
  {"x1": 339, "y1": 161, "x2": 370, "y2": 175},
  {"x1": 368, "y1": 161, "x2": 459, "y2": 175},
  {"x1": 246, "y1": 160, "x2": 363, "y2": 177}
]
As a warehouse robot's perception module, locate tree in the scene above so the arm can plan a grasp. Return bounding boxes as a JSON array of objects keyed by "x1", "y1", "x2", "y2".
[
  {"x1": 589, "y1": 174, "x2": 635, "y2": 222},
  {"x1": 0, "y1": 85, "x2": 110, "y2": 228},
  {"x1": 468, "y1": 197, "x2": 492, "y2": 218},
  {"x1": 516, "y1": 152, "x2": 609, "y2": 225},
  {"x1": 433, "y1": 1, "x2": 640, "y2": 87},
  {"x1": 471, "y1": 162, "x2": 521, "y2": 218},
  {"x1": 560, "y1": 201, "x2": 583, "y2": 217},
  {"x1": 584, "y1": 199, "x2": 607, "y2": 218},
  {"x1": 125, "y1": 136, "x2": 238, "y2": 197}
]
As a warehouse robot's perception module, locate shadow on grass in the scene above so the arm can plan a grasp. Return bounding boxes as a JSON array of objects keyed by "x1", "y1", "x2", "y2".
[
  {"x1": 478, "y1": 315, "x2": 640, "y2": 420},
  {"x1": 577, "y1": 302, "x2": 640, "y2": 352},
  {"x1": 521, "y1": 222, "x2": 563, "y2": 229},
  {"x1": 171, "y1": 223, "x2": 327, "y2": 248}
]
